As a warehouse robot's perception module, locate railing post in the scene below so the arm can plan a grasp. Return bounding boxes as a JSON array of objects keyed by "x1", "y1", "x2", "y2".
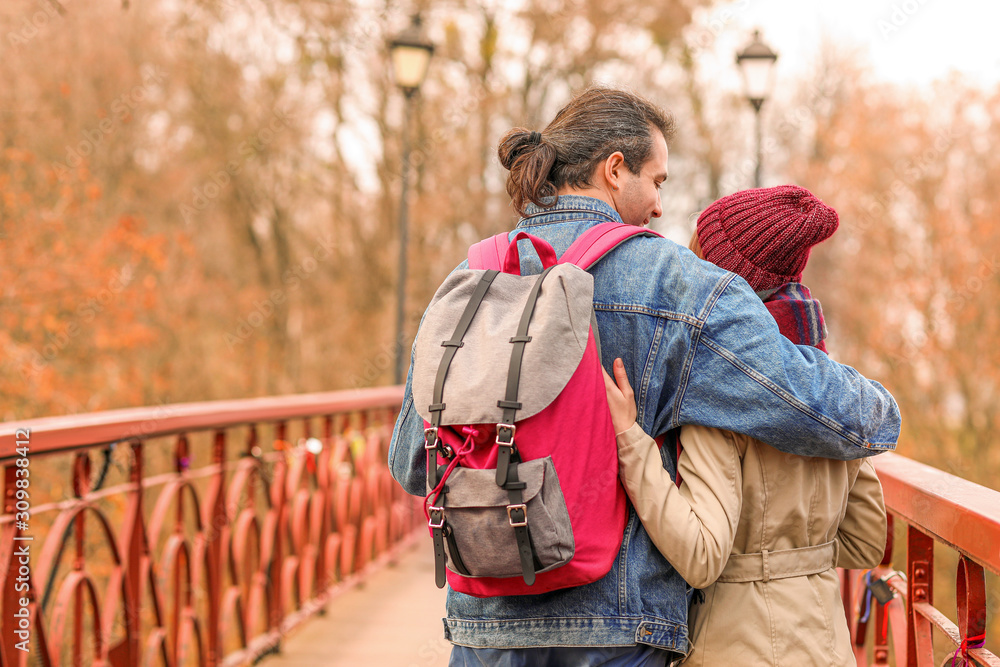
[
  {"x1": 956, "y1": 556, "x2": 987, "y2": 664},
  {"x1": 907, "y1": 526, "x2": 934, "y2": 666},
  {"x1": 317, "y1": 416, "x2": 334, "y2": 592},
  {"x1": 270, "y1": 422, "x2": 287, "y2": 639},
  {"x1": 875, "y1": 514, "x2": 894, "y2": 666},
  {"x1": 205, "y1": 430, "x2": 226, "y2": 666},
  {"x1": 120, "y1": 442, "x2": 144, "y2": 667}
]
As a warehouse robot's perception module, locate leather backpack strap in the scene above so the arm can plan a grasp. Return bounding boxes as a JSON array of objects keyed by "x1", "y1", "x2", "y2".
[
  {"x1": 561, "y1": 222, "x2": 664, "y2": 367},
  {"x1": 559, "y1": 222, "x2": 663, "y2": 270},
  {"x1": 467, "y1": 232, "x2": 511, "y2": 270}
]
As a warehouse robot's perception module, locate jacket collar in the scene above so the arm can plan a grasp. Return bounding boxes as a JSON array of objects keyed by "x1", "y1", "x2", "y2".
[{"x1": 518, "y1": 195, "x2": 624, "y2": 227}]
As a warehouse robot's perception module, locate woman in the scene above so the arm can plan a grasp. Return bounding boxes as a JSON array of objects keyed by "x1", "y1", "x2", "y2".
[{"x1": 604, "y1": 186, "x2": 887, "y2": 666}]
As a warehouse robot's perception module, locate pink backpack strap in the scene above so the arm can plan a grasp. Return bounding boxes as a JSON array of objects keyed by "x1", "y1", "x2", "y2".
[
  {"x1": 559, "y1": 222, "x2": 663, "y2": 270},
  {"x1": 468, "y1": 233, "x2": 511, "y2": 270}
]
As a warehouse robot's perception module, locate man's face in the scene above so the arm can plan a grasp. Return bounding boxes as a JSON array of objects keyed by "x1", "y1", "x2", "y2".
[{"x1": 614, "y1": 131, "x2": 669, "y2": 227}]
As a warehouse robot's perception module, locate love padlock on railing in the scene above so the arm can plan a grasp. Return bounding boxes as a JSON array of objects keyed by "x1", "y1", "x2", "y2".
[{"x1": 866, "y1": 569, "x2": 906, "y2": 605}]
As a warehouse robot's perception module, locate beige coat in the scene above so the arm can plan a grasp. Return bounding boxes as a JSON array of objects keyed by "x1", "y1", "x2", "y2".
[{"x1": 616, "y1": 424, "x2": 887, "y2": 666}]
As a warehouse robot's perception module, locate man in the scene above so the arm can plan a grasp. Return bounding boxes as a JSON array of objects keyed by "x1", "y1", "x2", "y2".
[{"x1": 389, "y1": 86, "x2": 900, "y2": 666}]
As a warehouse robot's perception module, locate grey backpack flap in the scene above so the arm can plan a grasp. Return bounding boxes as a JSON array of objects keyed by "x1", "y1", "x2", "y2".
[{"x1": 413, "y1": 261, "x2": 592, "y2": 589}]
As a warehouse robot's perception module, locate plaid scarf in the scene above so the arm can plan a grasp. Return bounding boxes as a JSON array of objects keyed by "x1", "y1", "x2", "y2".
[{"x1": 759, "y1": 283, "x2": 828, "y2": 352}]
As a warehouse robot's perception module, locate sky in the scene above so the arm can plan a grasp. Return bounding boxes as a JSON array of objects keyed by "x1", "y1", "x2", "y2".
[
  {"x1": 344, "y1": 0, "x2": 999, "y2": 201},
  {"x1": 706, "y1": 0, "x2": 1000, "y2": 88},
  {"x1": 646, "y1": 0, "x2": 1000, "y2": 239}
]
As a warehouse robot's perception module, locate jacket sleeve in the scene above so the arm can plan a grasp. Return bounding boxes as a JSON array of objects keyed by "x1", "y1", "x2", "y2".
[
  {"x1": 388, "y1": 347, "x2": 427, "y2": 497},
  {"x1": 678, "y1": 276, "x2": 901, "y2": 460},
  {"x1": 835, "y1": 459, "x2": 888, "y2": 569},
  {"x1": 616, "y1": 423, "x2": 742, "y2": 589}
]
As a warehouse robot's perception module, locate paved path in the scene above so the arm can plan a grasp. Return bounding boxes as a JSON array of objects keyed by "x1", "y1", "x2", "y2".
[{"x1": 264, "y1": 539, "x2": 451, "y2": 667}]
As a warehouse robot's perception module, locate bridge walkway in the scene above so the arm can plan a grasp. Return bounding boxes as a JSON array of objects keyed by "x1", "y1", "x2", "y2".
[{"x1": 266, "y1": 540, "x2": 451, "y2": 667}]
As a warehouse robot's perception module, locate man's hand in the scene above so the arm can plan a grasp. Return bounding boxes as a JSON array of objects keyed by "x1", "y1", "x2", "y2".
[{"x1": 602, "y1": 357, "x2": 638, "y2": 435}]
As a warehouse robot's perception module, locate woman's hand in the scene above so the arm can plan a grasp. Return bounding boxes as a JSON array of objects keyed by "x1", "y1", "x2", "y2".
[{"x1": 602, "y1": 358, "x2": 638, "y2": 435}]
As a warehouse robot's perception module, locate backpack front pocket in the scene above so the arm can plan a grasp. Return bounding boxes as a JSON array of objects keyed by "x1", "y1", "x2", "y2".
[{"x1": 440, "y1": 456, "x2": 574, "y2": 578}]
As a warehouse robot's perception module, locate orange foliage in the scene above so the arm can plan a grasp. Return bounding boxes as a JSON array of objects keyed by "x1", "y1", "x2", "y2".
[
  {"x1": 1, "y1": 147, "x2": 167, "y2": 418},
  {"x1": 781, "y1": 68, "x2": 1000, "y2": 490}
]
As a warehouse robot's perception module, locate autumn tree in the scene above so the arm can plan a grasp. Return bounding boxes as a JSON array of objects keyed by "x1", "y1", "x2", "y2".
[{"x1": 1, "y1": 0, "x2": 716, "y2": 418}]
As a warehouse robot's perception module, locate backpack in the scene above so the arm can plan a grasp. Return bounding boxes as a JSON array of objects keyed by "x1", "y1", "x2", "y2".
[{"x1": 411, "y1": 222, "x2": 662, "y2": 597}]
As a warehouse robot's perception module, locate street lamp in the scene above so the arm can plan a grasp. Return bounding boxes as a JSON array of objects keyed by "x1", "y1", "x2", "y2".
[
  {"x1": 736, "y1": 29, "x2": 778, "y2": 188},
  {"x1": 389, "y1": 15, "x2": 433, "y2": 385}
]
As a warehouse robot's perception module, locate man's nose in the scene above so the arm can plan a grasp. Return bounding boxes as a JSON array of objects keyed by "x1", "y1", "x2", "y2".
[{"x1": 652, "y1": 193, "x2": 663, "y2": 219}]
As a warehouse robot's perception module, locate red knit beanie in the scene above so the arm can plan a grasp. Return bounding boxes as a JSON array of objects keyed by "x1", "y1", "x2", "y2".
[{"x1": 696, "y1": 185, "x2": 839, "y2": 291}]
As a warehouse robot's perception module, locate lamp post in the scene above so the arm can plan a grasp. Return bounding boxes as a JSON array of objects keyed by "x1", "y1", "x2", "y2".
[
  {"x1": 736, "y1": 30, "x2": 778, "y2": 188},
  {"x1": 389, "y1": 15, "x2": 433, "y2": 386}
]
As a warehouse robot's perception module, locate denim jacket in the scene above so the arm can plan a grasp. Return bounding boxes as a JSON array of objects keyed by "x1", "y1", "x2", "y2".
[{"x1": 389, "y1": 195, "x2": 900, "y2": 656}]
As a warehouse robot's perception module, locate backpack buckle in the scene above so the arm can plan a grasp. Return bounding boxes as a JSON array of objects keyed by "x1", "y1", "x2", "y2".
[
  {"x1": 496, "y1": 423, "x2": 516, "y2": 446},
  {"x1": 507, "y1": 503, "x2": 527, "y2": 527},
  {"x1": 428, "y1": 506, "x2": 445, "y2": 529},
  {"x1": 425, "y1": 427, "x2": 454, "y2": 457},
  {"x1": 424, "y1": 427, "x2": 439, "y2": 450}
]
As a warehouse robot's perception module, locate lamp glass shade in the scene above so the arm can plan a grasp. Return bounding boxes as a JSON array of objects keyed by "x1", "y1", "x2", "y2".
[
  {"x1": 739, "y1": 56, "x2": 775, "y2": 102},
  {"x1": 391, "y1": 43, "x2": 432, "y2": 91}
]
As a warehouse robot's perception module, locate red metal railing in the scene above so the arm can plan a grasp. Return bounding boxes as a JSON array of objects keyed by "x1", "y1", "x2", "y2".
[
  {"x1": 845, "y1": 453, "x2": 1000, "y2": 666},
  {"x1": 0, "y1": 387, "x2": 418, "y2": 667},
  {"x1": 3, "y1": 391, "x2": 998, "y2": 666}
]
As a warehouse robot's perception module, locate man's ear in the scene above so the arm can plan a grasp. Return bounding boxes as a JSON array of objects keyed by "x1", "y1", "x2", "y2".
[{"x1": 601, "y1": 151, "x2": 627, "y2": 190}]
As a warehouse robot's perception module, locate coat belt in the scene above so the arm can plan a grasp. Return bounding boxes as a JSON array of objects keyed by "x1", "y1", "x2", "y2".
[{"x1": 717, "y1": 540, "x2": 838, "y2": 583}]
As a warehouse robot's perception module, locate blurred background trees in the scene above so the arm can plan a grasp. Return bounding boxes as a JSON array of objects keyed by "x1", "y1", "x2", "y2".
[
  {"x1": 2, "y1": 0, "x2": 999, "y2": 493},
  {"x1": 0, "y1": 0, "x2": 711, "y2": 416}
]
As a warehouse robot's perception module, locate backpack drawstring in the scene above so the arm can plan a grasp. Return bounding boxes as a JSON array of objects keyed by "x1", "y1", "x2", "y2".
[{"x1": 423, "y1": 426, "x2": 479, "y2": 521}]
